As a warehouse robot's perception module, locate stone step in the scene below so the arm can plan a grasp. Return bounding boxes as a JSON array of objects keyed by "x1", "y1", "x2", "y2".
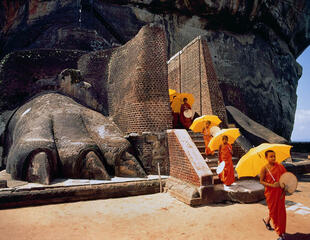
[
  {"x1": 208, "y1": 156, "x2": 239, "y2": 163},
  {"x1": 204, "y1": 158, "x2": 218, "y2": 167},
  {"x1": 205, "y1": 157, "x2": 239, "y2": 167},
  {"x1": 196, "y1": 145, "x2": 206, "y2": 151},
  {"x1": 188, "y1": 131, "x2": 203, "y2": 136},
  {"x1": 189, "y1": 135, "x2": 203, "y2": 140},
  {"x1": 193, "y1": 138, "x2": 205, "y2": 143},
  {"x1": 202, "y1": 151, "x2": 219, "y2": 155},
  {"x1": 202, "y1": 155, "x2": 219, "y2": 160},
  {"x1": 209, "y1": 165, "x2": 237, "y2": 174},
  {"x1": 212, "y1": 173, "x2": 239, "y2": 184},
  {"x1": 194, "y1": 142, "x2": 205, "y2": 148},
  {"x1": 199, "y1": 179, "x2": 265, "y2": 204},
  {"x1": 167, "y1": 177, "x2": 265, "y2": 205}
]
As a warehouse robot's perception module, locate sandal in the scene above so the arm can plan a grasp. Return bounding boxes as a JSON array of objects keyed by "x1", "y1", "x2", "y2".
[{"x1": 262, "y1": 219, "x2": 274, "y2": 231}]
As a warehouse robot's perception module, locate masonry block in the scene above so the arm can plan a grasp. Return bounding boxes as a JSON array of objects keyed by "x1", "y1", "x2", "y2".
[
  {"x1": 167, "y1": 129, "x2": 213, "y2": 187},
  {"x1": 79, "y1": 24, "x2": 172, "y2": 134},
  {"x1": 167, "y1": 36, "x2": 228, "y2": 127}
]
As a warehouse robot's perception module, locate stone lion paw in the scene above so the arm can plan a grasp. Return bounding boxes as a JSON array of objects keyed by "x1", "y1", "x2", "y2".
[{"x1": 1, "y1": 93, "x2": 146, "y2": 184}]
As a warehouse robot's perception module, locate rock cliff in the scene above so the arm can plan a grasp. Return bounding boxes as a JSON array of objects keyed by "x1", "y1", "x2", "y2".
[{"x1": 1, "y1": 0, "x2": 310, "y2": 139}]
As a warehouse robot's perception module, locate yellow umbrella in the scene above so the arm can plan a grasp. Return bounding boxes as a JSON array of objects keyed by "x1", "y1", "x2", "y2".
[
  {"x1": 189, "y1": 115, "x2": 222, "y2": 132},
  {"x1": 235, "y1": 143, "x2": 292, "y2": 178},
  {"x1": 169, "y1": 89, "x2": 178, "y2": 102},
  {"x1": 208, "y1": 128, "x2": 240, "y2": 151},
  {"x1": 171, "y1": 93, "x2": 194, "y2": 113}
]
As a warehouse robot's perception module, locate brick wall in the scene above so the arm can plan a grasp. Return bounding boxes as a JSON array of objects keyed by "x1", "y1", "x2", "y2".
[
  {"x1": 167, "y1": 53, "x2": 181, "y2": 93},
  {"x1": 128, "y1": 132, "x2": 169, "y2": 175},
  {"x1": 200, "y1": 37, "x2": 228, "y2": 127},
  {"x1": 180, "y1": 39, "x2": 201, "y2": 115},
  {"x1": 79, "y1": 24, "x2": 172, "y2": 134},
  {"x1": 167, "y1": 129, "x2": 213, "y2": 186},
  {"x1": 167, "y1": 37, "x2": 228, "y2": 127}
]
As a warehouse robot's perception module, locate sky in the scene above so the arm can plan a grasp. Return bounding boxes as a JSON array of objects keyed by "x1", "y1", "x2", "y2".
[{"x1": 291, "y1": 47, "x2": 310, "y2": 142}]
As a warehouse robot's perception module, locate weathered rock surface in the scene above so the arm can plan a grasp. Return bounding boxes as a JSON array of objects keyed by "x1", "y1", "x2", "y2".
[
  {"x1": 207, "y1": 32, "x2": 302, "y2": 139},
  {"x1": 1, "y1": 1, "x2": 310, "y2": 57},
  {"x1": 0, "y1": 0, "x2": 309, "y2": 140},
  {"x1": 0, "y1": 49, "x2": 86, "y2": 111},
  {"x1": 1, "y1": 93, "x2": 146, "y2": 184},
  {"x1": 226, "y1": 106, "x2": 288, "y2": 145}
]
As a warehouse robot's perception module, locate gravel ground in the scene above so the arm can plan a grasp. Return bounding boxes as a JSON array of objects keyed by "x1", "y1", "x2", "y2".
[{"x1": 0, "y1": 175, "x2": 309, "y2": 240}]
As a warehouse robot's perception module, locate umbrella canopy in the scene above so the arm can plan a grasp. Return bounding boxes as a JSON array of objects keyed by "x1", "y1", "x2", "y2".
[
  {"x1": 171, "y1": 93, "x2": 194, "y2": 113},
  {"x1": 169, "y1": 89, "x2": 178, "y2": 102},
  {"x1": 235, "y1": 143, "x2": 292, "y2": 178},
  {"x1": 189, "y1": 115, "x2": 222, "y2": 132},
  {"x1": 208, "y1": 128, "x2": 240, "y2": 151}
]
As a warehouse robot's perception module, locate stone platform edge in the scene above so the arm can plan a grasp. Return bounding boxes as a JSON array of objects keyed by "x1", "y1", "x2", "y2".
[
  {"x1": 166, "y1": 177, "x2": 265, "y2": 206},
  {"x1": 0, "y1": 178, "x2": 166, "y2": 209}
]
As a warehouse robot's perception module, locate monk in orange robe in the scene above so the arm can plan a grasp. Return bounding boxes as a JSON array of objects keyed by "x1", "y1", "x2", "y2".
[
  {"x1": 179, "y1": 98, "x2": 192, "y2": 129},
  {"x1": 202, "y1": 120, "x2": 214, "y2": 155},
  {"x1": 218, "y1": 135, "x2": 235, "y2": 186},
  {"x1": 260, "y1": 150, "x2": 287, "y2": 240}
]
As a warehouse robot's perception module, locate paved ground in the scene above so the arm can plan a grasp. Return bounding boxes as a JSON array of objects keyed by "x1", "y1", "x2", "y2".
[
  {"x1": 0, "y1": 170, "x2": 168, "y2": 189},
  {"x1": 0, "y1": 174, "x2": 310, "y2": 240}
]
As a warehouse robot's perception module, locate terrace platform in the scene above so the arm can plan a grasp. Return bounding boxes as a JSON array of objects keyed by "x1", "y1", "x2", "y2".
[{"x1": 0, "y1": 170, "x2": 168, "y2": 209}]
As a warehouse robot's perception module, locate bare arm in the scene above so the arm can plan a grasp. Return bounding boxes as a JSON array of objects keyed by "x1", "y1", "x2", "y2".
[{"x1": 259, "y1": 167, "x2": 280, "y2": 188}]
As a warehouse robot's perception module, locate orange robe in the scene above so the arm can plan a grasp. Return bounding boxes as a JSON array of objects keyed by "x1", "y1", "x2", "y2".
[
  {"x1": 203, "y1": 127, "x2": 213, "y2": 155},
  {"x1": 172, "y1": 112, "x2": 179, "y2": 128},
  {"x1": 264, "y1": 163, "x2": 287, "y2": 236},
  {"x1": 219, "y1": 143, "x2": 235, "y2": 186},
  {"x1": 180, "y1": 103, "x2": 192, "y2": 129}
]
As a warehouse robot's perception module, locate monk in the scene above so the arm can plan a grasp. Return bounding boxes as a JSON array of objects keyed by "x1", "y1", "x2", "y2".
[
  {"x1": 171, "y1": 95, "x2": 179, "y2": 128},
  {"x1": 179, "y1": 98, "x2": 192, "y2": 129},
  {"x1": 202, "y1": 120, "x2": 214, "y2": 155},
  {"x1": 218, "y1": 135, "x2": 235, "y2": 186},
  {"x1": 260, "y1": 150, "x2": 287, "y2": 240}
]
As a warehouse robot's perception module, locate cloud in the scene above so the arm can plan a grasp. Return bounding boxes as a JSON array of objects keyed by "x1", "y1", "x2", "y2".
[{"x1": 291, "y1": 109, "x2": 310, "y2": 141}]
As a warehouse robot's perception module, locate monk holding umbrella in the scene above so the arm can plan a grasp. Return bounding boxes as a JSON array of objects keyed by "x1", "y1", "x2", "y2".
[
  {"x1": 235, "y1": 143, "x2": 292, "y2": 240},
  {"x1": 190, "y1": 115, "x2": 221, "y2": 156},
  {"x1": 169, "y1": 89, "x2": 179, "y2": 128},
  {"x1": 171, "y1": 93, "x2": 194, "y2": 130},
  {"x1": 208, "y1": 128, "x2": 240, "y2": 186}
]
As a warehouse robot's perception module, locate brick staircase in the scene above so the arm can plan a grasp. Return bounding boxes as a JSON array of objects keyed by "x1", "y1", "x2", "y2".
[
  {"x1": 166, "y1": 129, "x2": 265, "y2": 205},
  {"x1": 188, "y1": 131, "x2": 239, "y2": 185}
]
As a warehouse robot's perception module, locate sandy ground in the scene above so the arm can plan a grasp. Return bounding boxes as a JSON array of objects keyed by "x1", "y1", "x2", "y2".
[{"x1": 0, "y1": 176, "x2": 310, "y2": 240}]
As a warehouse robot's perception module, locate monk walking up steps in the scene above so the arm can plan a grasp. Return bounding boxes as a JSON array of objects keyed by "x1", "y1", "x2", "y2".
[
  {"x1": 202, "y1": 121, "x2": 214, "y2": 155},
  {"x1": 180, "y1": 98, "x2": 192, "y2": 129},
  {"x1": 170, "y1": 95, "x2": 179, "y2": 128},
  {"x1": 260, "y1": 150, "x2": 287, "y2": 240},
  {"x1": 218, "y1": 135, "x2": 235, "y2": 186}
]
